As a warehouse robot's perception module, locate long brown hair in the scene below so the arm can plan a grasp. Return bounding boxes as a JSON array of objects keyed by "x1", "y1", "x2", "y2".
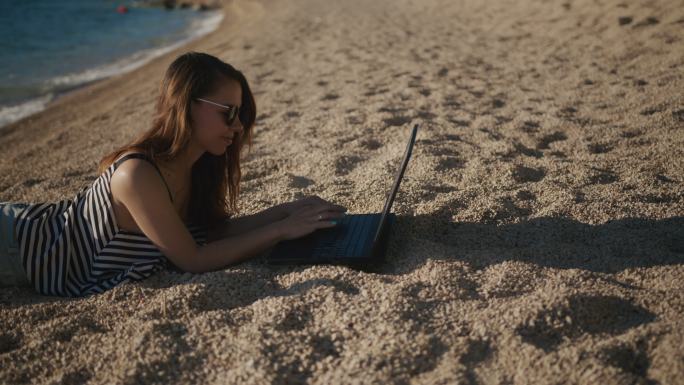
[{"x1": 98, "y1": 51, "x2": 256, "y2": 228}]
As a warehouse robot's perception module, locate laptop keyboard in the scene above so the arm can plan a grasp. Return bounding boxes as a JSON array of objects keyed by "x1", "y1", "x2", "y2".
[{"x1": 311, "y1": 214, "x2": 376, "y2": 258}]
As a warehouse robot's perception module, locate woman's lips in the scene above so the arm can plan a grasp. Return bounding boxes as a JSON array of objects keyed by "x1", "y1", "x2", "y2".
[{"x1": 223, "y1": 136, "x2": 233, "y2": 145}]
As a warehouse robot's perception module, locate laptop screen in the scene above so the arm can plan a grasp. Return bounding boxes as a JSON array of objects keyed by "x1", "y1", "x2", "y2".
[{"x1": 371, "y1": 123, "x2": 419, "y2": 246}]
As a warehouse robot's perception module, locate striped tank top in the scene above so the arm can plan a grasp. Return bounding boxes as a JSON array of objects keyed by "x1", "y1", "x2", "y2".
[{"x1": 13, "y1": 153, "x2": 207, "y2": 297}]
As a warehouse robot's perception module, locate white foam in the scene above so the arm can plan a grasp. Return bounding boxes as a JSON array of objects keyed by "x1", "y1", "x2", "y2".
[
  {"x1": 0, "y1": 10, "x2": 224, "y2": 129},
  {"x1": 0, "y1": 93, "x2": 54, "y2": 129}
]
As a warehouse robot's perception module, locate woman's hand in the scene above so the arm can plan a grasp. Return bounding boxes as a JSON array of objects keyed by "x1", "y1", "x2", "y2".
[
  {"x1": 276, "y1": 195, "x2": 347, "y2": 241},
  {"x1": 280, "y1": 195, "x2": 347, "y2": 217}
]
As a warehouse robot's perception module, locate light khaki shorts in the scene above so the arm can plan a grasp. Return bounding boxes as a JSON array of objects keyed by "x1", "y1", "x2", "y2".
[{"x1": 0, "y1": 202, "x2": 31, "y2": 287}]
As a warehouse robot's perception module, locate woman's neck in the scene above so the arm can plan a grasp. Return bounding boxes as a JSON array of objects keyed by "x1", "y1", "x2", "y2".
[{"x1": 158, "y1": 144, "x2": 204, "y2": 180}]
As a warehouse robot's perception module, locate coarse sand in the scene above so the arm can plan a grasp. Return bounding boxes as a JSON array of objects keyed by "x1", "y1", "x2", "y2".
[{"x1": 1, "y1": 0, "x2": 683, "y2": 384}]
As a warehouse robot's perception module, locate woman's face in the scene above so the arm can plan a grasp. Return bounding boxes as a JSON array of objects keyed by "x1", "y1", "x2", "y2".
[{"x1": 190, "y1": 77, "x2": 244, "y2": 156}]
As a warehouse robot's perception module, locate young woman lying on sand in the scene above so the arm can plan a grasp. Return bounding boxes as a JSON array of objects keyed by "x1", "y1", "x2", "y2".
[{"x1": 0, "y1": 51, "x2": 347, "y2": 297}]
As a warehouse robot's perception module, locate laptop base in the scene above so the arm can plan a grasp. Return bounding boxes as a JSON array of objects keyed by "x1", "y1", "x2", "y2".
[{"x1": 266, "y1": 213, "x2": 396, "y2": 266}]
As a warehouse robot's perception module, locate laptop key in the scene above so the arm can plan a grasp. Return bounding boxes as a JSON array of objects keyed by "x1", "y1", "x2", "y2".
[{"x1": 310, "y1": 214, "x2": 377, "y2": 259}]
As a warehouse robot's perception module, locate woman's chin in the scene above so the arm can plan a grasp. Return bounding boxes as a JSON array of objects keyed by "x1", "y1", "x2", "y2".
[{"x1": 206, "y1": 147, "x2": 227, "y2": 156}]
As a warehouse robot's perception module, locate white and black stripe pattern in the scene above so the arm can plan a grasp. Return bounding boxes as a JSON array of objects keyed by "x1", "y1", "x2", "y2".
[{"x1": 14, "y1": 155, "x2": 207, "y2": 297}]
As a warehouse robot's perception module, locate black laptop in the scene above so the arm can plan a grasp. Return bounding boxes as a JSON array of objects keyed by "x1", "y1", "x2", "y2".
[{"x1": 266, "y1": 123, "x2": 419, "y2": 266}]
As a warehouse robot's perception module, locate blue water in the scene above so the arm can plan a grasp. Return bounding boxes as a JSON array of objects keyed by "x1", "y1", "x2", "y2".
[{"x1": 0, "y1": 0, "x2": 222, "y2": 127}]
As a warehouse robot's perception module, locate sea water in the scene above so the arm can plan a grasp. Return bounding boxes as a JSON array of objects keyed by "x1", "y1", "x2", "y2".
[{"x1": 0, "y1": 0, "x2": 223, "y2": 128}]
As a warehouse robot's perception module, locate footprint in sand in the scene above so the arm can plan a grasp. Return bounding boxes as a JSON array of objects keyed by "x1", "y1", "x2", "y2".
[
  {"x1": 378, "y1": 106, "x2": 408, "y2": 114},
  {"x1": 419, "y1": 88, "x2": 432, "y2": 96},
  {"x1": 482, "y1": 197, "x2": 533, "y2": 222},
  {"x1": 62, "y1": 169, "x2": 87, "y2": 178},
  {"x1": 391, "y1": 71, "x2": 411, "y2": 79},
  {"x1": 242, "y1": 158, "x2": 281, "y2": 182},
  {"x1": 560, "y1": 105, "x2": 578, "y2": 114},
  {"x1": 435, "y1": 156, "x2": 466, "y2": 171},
  {"x1": 308, "y1": 334, "x2": 341, "y2": 361},
  {"x1": 479, "y1": 127, "x2": 504, "y2": 141},
  {"x1": 256, "y1": 70, "x2": 274, "y2": 81},
  {"x1": 516, "y1": 190, "x2": 536, "y2": 201},
  {"x1": 587, "y1": 142, "x2": 614, "y2": 154},
  {"x1": 640, "y1": 105, "x2": 665, "y2": 116},
  {"x1": 383, "y1": 115, "x2": 412, "y2": 128},
  {"x1": 491, "y1": 98, "x2": 506, "y2": 109},
  {"x1": 416, "y1": 110, "x2": 437, "y2": 120},
  {"x1": 672, "y1": 109, "x2": 684, "y2": 123},
  {"x1": 257, "y1": 333, "x2": 312, "y2": 382},
  {"x1": 346, "y1": 116, "x2": 365, "y2": 125},
  {"x1": 618, "y1": 16, "x2": 633, "y2": 26},
  {"x1": 335, "y1": 155, "x2": 365, "y2": 175},
  {"x1": 363, "y1": 87, "x2": 390, "y2": 98},
  {"x1": 21, "y1": 177, "x2": 44, "y2": 187},
  {"x1": 47, "y1": 132, "x2": 69, "y2": 150},
  {"x1": 419, "y1": 183, "x2": 456, "y2": 200},
  {"x1": 287, "y1": 175, "x2": 314, "y2": 189},
  {"x1": 587, "y1": 167, "x2": 619, "y2": 185},
  {"x1": 635, "y1": 193, "x2": 677, "y2": 204},
  {"x1": 53, "y1": 315, "x2": 106, "y2": 342},
  {"x1": 459, "y1": 338, "x2": 492, "y2": 385},
  {"x1": 442, "y1": 94, "x2": 461, "y2": 108},
  {"x1": 360, "y1": 138, "x2": 383, "y2": 150},
  {"x1": 275, "y1": 304, "x2": 313, "y2": 332},
  {"x1": 407, "y1": 79, "x2": 422, "y2": 89},
  {"x1": 498, "y1": 143, "x2": 543, "y2": 160},
  {"x1": 448, "y1": 117, "x2": 471, "y2": 127},
  {"x1": 633, "y1": 17, "x2": 659, "y2": 28},
  {"x1": 598, "y1": 343, "x2": 654, "y2": 383},
  {"x1": 432, "y1": 146, "x2": 460, "y2": 157},
  {"x1": 256, "y1": 112, "x2": 272, "y2": 122},
  {"x1": 58, "y1": 368, "x2": 92, "y2": 384},
  {"x1": 285, "y1": 111, "x2": 300, "y2": 119},
  {"x1": 321, "y1": 93, "x2": 339, "y2": 101},
  {"x1": 516, "y1": 294, "x2": 655, "y2": 352},
  {"x1": 515, "y1": 143, "x2": 543, "y2": 158},
  {"x1": 0, "y1": 331, "x2": 22, "y2": 354},
  {"x1": 511, "y1": 165, "x2": 546, "y2": 183},
  {"x1": 536, "y1": 131, "x2": 567, "y2": 149},
  {"x1": 469, "y1": 90, "x2": 485, "y2": 98},
  {"x1": 480, "y1": 262, "x2": 543, "y2": 298},
  {"x1": 620, "y1": 129, "x2": 642, "y2": 138},
  {"x1": 122, "y1": 321, "x2": 200, "y2": 383},
  {"x1": 519, "y1": 120, "x2": 540, "y2": 134}
]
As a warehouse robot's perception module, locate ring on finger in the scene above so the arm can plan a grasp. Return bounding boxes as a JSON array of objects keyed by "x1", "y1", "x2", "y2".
[{"x1": 318, "y1": 214, "x2": 323, "y2": 221}]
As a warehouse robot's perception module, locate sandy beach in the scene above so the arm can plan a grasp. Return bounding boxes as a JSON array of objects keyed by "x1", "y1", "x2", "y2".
[{"x1": 1, "y1": 0, "x2": 683, "y2": 383}]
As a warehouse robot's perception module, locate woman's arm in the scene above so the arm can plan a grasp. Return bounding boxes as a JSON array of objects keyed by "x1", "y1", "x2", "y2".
[
  {"x1": 207, "y1": 204, "x2": 288, "y2": 242},
  {"x1": 207, "y1": 196, "x2": 348, "y2": 242},
  {"x1": 195, "y1": 222, "x2": 285, "y2": 272},
  {"x1": 195, "y1": 201, "x2": 344, "y2": 273}
]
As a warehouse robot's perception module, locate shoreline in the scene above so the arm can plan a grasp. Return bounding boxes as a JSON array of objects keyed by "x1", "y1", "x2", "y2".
[
  {"x1": 0, "y1": 5, "x2": 225, "y2": 130},
  {"x1": 0, "y1": 0, "x2": 264, "y2": 204}
]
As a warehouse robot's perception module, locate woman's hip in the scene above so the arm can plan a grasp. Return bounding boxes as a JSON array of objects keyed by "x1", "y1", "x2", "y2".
[{"x1": 0, "y1": 202, "x2": 31, "y2": 287}]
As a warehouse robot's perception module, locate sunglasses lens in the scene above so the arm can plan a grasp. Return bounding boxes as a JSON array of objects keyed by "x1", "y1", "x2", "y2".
[{"x1": 223, "y1": 109, "x2": 238, "y2": 125}]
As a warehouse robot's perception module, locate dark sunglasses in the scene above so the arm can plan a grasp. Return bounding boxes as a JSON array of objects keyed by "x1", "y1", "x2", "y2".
[{"x1": 196, "y1": 97, "x2": 247, "y2": 126}]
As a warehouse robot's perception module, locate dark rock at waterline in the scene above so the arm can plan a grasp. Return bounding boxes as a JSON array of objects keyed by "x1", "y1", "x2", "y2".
[{"x1": 132, "y1": 0, "x2": 221, "y2": 11}]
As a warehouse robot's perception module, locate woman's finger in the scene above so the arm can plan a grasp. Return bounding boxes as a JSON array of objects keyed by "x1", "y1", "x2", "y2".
[{"x1": 330, "y1": 204, "x2": 346, "y2": 212}]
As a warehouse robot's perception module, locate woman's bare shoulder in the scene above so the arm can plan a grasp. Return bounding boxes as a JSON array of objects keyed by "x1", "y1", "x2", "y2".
[
  {"x1": 110, "y1": 154, "x2": 165, "y2": 200},
  {"x1": 113, "y1": 149, "x2": 147, "y2": 163}
]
